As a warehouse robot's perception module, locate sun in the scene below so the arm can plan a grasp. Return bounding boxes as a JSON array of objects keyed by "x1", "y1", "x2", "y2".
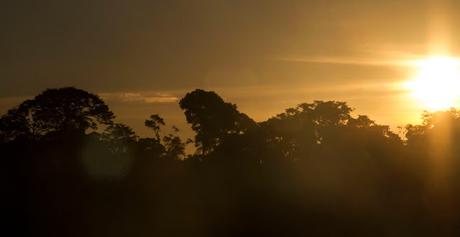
[{"x1": 406, "y1": 56, "x2": 460, "y2": 110}]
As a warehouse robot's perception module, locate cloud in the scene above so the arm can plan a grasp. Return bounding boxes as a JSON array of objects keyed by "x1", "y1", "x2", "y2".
[
  {"x1": 100, "y1": 92, "x2": 179, "y2": 104},
  {"x1": 277, "y1": 56, "x2": 410, "y2": 66},
  {"x1": 275, "y1": 49, "x2": 426, "y2": 67}
]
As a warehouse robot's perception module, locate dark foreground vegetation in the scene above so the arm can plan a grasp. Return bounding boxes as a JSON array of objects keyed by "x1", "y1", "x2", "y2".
[{"x1": 3, "y1": 87, "x2": 460, "y2": 236}]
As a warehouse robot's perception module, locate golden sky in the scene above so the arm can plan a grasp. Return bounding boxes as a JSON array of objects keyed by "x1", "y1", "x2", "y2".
[{"x1": 1, "y1": 0, "x2": 460, "y2": 138}]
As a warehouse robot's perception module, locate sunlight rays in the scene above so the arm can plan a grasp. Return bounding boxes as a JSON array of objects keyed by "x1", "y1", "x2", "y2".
[{"x1": 405, "y1": 56, "x2": 460, "y2": 110}]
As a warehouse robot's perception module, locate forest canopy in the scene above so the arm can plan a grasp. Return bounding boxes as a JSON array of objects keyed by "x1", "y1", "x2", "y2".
[{"x1": 3, "y1": 87, "x2": 460, "y2": 236}]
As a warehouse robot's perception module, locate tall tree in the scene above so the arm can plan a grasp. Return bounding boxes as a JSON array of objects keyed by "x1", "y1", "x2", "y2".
[{"x1": 179, "y1": 89, "x2": 256, "y2": 154}]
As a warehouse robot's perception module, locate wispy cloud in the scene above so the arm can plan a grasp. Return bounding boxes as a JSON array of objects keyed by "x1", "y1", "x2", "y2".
[
  {"x1": 275, "y1": 48, "x2": 426, "y2": 67},
  {"x1": 277, "y1": 56, "x2": 412, "y2": 66},
  {"x1": 100, "y1": 92, "x2": 179, "y2": 104}
]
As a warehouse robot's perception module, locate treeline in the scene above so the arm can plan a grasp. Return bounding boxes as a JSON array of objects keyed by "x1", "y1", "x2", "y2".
[{"x1": 3, "y1": 87, "x2": 460, "y2": 236}]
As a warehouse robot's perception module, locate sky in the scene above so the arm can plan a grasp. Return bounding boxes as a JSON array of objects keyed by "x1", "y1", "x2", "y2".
[{"x1": 2, "y1": 0, "x2": 460, "y2": 138}]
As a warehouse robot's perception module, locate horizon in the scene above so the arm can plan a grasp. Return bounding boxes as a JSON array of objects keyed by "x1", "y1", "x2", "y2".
[{"x1": 0, "y1": 85, "x2": 432, "y2": 139}]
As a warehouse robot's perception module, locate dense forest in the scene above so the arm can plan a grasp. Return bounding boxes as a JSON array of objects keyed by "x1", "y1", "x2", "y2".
[{"x1": 3, "y1": 87, "x2": 460, "y2": 236}]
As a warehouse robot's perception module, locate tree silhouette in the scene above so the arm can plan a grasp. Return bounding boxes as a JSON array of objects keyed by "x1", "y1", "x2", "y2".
[
  {"x1": 405, "y1": 109, "x2": 460, "y2": 146},
  {"x1": 0, "y1": 87, "x2": 114, "y2": 141},
  {"x1": 103, "y1": 123, "x2": 137, "y2": 142},
  {"x1": 145, "y1": 114, "x2": 165, "y2": 141},
  {"x1": 179, "y1": 89, "x2": 256, "y2": 154},
  {"x1": 162, "y1": 126, "x2": 187, "y2": 159},
  {"x1": 260, "y1": 101, "x2": 401, "y2": 161}
]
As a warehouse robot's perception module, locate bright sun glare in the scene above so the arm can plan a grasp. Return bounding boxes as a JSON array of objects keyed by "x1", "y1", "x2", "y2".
[{"x1": 406, "y1": 56, "x2": 460, "y2": 110}]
